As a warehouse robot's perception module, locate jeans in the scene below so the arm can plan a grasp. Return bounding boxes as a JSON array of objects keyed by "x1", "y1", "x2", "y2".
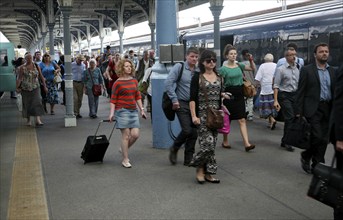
[
  {"x1": 174, "y1": 101, "x2": 197, "y2": 162},
  {"x1": 86, "y1": 88, "x2": 99, "y2": 116}
]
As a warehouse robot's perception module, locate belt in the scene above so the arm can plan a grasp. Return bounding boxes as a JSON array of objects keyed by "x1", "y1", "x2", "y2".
[
  {"x1": 73, "y1": 80, "x2": 82, "y2": 83},
  {"x1": 320, "y1": 100, "x2": 331, "y2": 104}
]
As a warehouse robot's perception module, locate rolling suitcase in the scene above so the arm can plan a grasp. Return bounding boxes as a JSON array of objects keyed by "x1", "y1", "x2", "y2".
[{"x1": 81, "y1": 120, "x2": 116, "y2": 164}]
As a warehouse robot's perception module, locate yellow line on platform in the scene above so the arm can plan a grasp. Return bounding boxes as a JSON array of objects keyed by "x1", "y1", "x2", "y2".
[{"x1": 7, "y1": 123, "x2": 49, "y2": 220}]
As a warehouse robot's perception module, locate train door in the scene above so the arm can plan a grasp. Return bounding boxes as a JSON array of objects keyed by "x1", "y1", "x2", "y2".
[{"x1": 0, "y1": 42, "x2": 16, "y2": 92}]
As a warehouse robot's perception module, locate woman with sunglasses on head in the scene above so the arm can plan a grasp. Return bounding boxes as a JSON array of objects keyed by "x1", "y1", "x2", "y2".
[
  {"x1": 39, "y1": 53, "x2": 61, "y2": 115},
  {"x1": 108, "y1": 59, "x2": 146, "y2": 168},
  {"x1": 219, "y1": 44, "x2": 256, "y2": 152},
  {"x1": 189, "y1": 49, "x2": 228, "y2": 184}
]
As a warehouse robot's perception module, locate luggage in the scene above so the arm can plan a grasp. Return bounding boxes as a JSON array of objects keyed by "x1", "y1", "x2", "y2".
[
  {"x1": 283, "y1": 117, "x2": 311, "y2": 149},
  {"x1": 81, "y1": 120, "x2": 116, "y2": 164}
]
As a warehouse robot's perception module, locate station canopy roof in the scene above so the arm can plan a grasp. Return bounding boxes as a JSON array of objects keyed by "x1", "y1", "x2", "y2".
[{"x1": 0, "y1": 0, "x2": 208, "y2": 48}]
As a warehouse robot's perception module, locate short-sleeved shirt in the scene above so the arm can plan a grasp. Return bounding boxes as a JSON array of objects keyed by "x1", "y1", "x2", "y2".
[
  {"x1": 219, "y1": 63, "x2": 245, "y2": 87},
  {"x1": 110, "y1": 78, "x2": 141, "y2": 110}
]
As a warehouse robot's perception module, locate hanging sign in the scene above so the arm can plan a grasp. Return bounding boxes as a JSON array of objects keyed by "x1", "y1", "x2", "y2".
[
  {"x1": 104, "y1": 28, "x2": 112, "y2": 36},
  {"x1": 55, "y1": 28, "x2": 64, "y2": 38}
]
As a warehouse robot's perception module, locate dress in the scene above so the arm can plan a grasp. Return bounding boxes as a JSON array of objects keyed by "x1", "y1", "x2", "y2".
[
  {"x1": 20, "y1": 65, "x2": 45, "y2": 118},
  {"x1": 189, "y1": 73, "x2": 222, "y2": 174},
  {"x1": 219, "y1": 64, "x2": 246, "y2": 120},
  {"x1": 39, "y1": 62, "x2": 59, "y2": 104}
]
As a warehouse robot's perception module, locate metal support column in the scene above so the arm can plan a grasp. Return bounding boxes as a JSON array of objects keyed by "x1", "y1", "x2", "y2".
[
  {"x1": 47, "y1": 23, "x2": 55, "y2": 59},
  {"x1": 149, "y1": 22, "x2": 156, "y2": 50},
  {"x1": 210, "y1": 1, "x2": 223, "y2": 69},
  {"x1": 118, "y1": 31, "x2": 124, "y2": 54},
  {"x1": 60, "y1": 5, "x2": 76, "y2": 127},
  {"x1": 151, "y1": 0, "x2": 179, "y2": 148}
]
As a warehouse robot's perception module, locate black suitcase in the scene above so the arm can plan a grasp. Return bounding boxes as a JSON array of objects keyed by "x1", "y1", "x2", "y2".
[{"x1": 81, "y1": 120, "x2": 116, "y2": 164}]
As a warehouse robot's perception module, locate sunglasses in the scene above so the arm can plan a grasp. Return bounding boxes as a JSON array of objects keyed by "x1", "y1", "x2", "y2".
[{"x1": 205, "y1": 58, "x2": 217, "y2": 64}]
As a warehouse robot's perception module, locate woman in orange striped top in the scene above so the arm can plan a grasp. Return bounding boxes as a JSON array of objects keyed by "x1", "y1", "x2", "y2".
[{"x1": 108, "y1": 59, "x2": 146, "y2": 168}]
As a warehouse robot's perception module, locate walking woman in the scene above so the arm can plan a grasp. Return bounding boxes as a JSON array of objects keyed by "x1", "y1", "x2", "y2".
[
  {"x1": 254, "y1": 53, "x2": 278, "y2": 129},
  {"x1": 39, "y1": 53, "x2": 61, "y2": 115},
  {"x1": 83, "y1": 58, "x2": 104, "y2": 118},
  {"x1": 108, "y1": 59, "x2": 146, "y2": 168},
  {"x1": 189, "y1": 50, "x2": 228, "y2": 184},
  {"x1": 219, "y1": 44, "x2": 256, "y2": 151},
  {"x1": 16, "y1": 53, "x2": 47, "y2": 126}
]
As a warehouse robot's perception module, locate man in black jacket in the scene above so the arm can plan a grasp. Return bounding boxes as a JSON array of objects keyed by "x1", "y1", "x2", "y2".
[
  {"x1": 295, "y1": 43, "x2": 336, "y2": 173},
  {"x1": 330, "y1": 64, "x2": 343, "y2": 220}
]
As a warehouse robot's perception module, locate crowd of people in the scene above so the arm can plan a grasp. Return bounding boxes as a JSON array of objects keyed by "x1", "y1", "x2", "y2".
[{"x1": 8, "y1": 42, "x2": 342, "y2": 217}]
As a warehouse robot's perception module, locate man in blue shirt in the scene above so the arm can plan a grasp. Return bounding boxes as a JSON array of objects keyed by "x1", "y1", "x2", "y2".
[
  {"x1": 72, "y1": 54, "x2": 86, "y2": 118},
  {"x1": 165, "y1": 47, "x2": 200, "y2": 166},
  {"x1": 295, "y1": 43, "x2": 336, "y2": 174},
  {"x1": 274, "y1": 47, "x2": 300, "y2": 152}
]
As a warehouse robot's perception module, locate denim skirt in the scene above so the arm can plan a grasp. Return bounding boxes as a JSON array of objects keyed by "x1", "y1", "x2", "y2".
[{"x1": 115, "y1": 108, "x2": 140, "y2": 129}]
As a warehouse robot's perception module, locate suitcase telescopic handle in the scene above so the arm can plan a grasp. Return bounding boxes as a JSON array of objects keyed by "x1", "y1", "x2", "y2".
[{"x1": 93, "y1": 119, "x2": 116, "y2": 142}]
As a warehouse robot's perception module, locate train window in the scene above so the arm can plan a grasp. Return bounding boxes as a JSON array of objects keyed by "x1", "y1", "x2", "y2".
[
  {"x1": 288, "y1": 34, "x2": 305, "y2": 41},
  {"x1": 206, "y1": 42, "x2": 214, "y2": 49},
  {"x1": 0, "y1": 49, "x2": 8, "y2": 66}
]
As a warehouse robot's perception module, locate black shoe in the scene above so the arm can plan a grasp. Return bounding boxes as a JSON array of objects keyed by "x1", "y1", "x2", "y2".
[
  {"x1": 11, "y1": 96, "x2": 17, "y2": 99},
  {"x1": 196, "y1": 177, "x2": 205, "y2": 184},
  {"x1": 76, "y1": 114, "x2": 82, "y2": 119},
  {"x1": 301, "y1": 157, "x2": 312, "y2": 174},
  {"x1": 169, "y1": 147, "x2": 177, "y2": 165},
  {"x1": 183, "y1": 161, "x2": 191, "y2": 166},
  {"x1": 245, "y1": 144, "x2": 255, "y2": 152},
  {"x1": 285, "y1": 144, "x2": 294, "y2": 152}
]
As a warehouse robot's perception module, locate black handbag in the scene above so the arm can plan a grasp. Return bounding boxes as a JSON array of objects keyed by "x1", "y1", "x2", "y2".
[
  {"x1": 283, "y1": 117, "x2": 311, "y2": 149},
  {"x1": 307, "y1": 155, "x2": 343, "y2": 211}
]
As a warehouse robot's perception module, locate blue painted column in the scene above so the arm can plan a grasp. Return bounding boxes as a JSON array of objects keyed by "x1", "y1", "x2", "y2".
[{"x1": 151, "y1": 0, "x2": 180, "y2": 149}]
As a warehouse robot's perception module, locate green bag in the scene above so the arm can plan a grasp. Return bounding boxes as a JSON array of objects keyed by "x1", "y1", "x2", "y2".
[{"x1": 138, "y1": 80, "x2": 149, "y2": 94}]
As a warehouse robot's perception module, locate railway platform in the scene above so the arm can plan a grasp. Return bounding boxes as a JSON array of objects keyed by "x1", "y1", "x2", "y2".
[{"x1": 0, "y1": 92, "x2": 335, "y2": 219}]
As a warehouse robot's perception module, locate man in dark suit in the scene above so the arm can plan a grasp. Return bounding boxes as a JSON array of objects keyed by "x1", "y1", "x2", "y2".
[
  {"x1": 330, "y1": 64, "x2": 343, "y2": 220},
  {"x1": 295, "y1": 43, "x2": 336, "y2": 174}
]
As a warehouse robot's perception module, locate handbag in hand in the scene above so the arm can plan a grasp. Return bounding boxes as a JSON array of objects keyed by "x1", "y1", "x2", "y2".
[
  {"x1": 307, "y1": 154, "x2": 343, "y2": 211},
  {"x1": 88, "y1": 69, "x2": 102, "y2": 96},
  {"x1": 218, "y1": 105, "x2": 230, "y2": 134},
  {"x1": 200, "y1": 74, "x2": 224, "y2": 130}
]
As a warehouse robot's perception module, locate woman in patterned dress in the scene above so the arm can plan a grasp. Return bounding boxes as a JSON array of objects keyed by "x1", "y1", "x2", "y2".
[
  {"x1": 39, "y1": 53, "x2": 60, "y2": 115},
  {"x1": 16, "y1": 53, "x2": 47, "y2": 126},
  {"x1": 189, "y1": 50, "x2": 229, "y2": 184}
]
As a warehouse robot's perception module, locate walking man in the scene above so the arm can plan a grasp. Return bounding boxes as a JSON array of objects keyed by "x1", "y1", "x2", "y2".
[
  {"x1": 165, "y1": 47, "x2": 200, "y2": 166},
  {"x1": 71, "y1": 54, "x2": 86, "y2": 118},
  {"x1": 296, "y1": 43, "x2": 336, "y2": 173},
  {"x1": 274, "y1": 47, "x2": 300, "y2": 152}
]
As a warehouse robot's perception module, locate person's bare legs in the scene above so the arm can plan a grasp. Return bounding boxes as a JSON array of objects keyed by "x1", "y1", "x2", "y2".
[
  {"x1": 238, "y1": 118, "x2": 252, "y2": 147},
  {"x1": 120, "y1": 128, "x2": 139, "y2": 165}
]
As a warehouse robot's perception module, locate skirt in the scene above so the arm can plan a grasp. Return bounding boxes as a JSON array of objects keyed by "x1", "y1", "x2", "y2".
[
  {"x1": 115, "y1": 108, "x2": 140, "y2": 129},
  {"x1": 223, "y1": 85, "x2": 246, "y2": 120},
  {"x1": 22, "y1": 88, "x2": 45, "y2": 118},
  {"x1": 259, "y1": 94, "x2": 278, "y2": 119}
]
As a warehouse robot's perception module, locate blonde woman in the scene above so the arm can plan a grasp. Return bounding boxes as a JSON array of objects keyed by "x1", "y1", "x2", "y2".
[
  {"x1": 108, "y1": 59, "x2": 146, "y2": 168},
  {"x1": 39, "y1": 53, "x2": 61, "y2": 115}
]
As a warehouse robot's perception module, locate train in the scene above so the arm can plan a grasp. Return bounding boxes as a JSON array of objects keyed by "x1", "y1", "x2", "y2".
[
  {"x1": 85, "y1": 0, "x2": 342, "y2": 67},
  {"x1": 181, "y1": 0, "x2": 343, "y2": 67}
]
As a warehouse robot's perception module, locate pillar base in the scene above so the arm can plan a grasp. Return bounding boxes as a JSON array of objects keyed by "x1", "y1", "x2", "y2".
[{"x1": 64, "y1": 115, "x2": 76, "y2": 127}]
